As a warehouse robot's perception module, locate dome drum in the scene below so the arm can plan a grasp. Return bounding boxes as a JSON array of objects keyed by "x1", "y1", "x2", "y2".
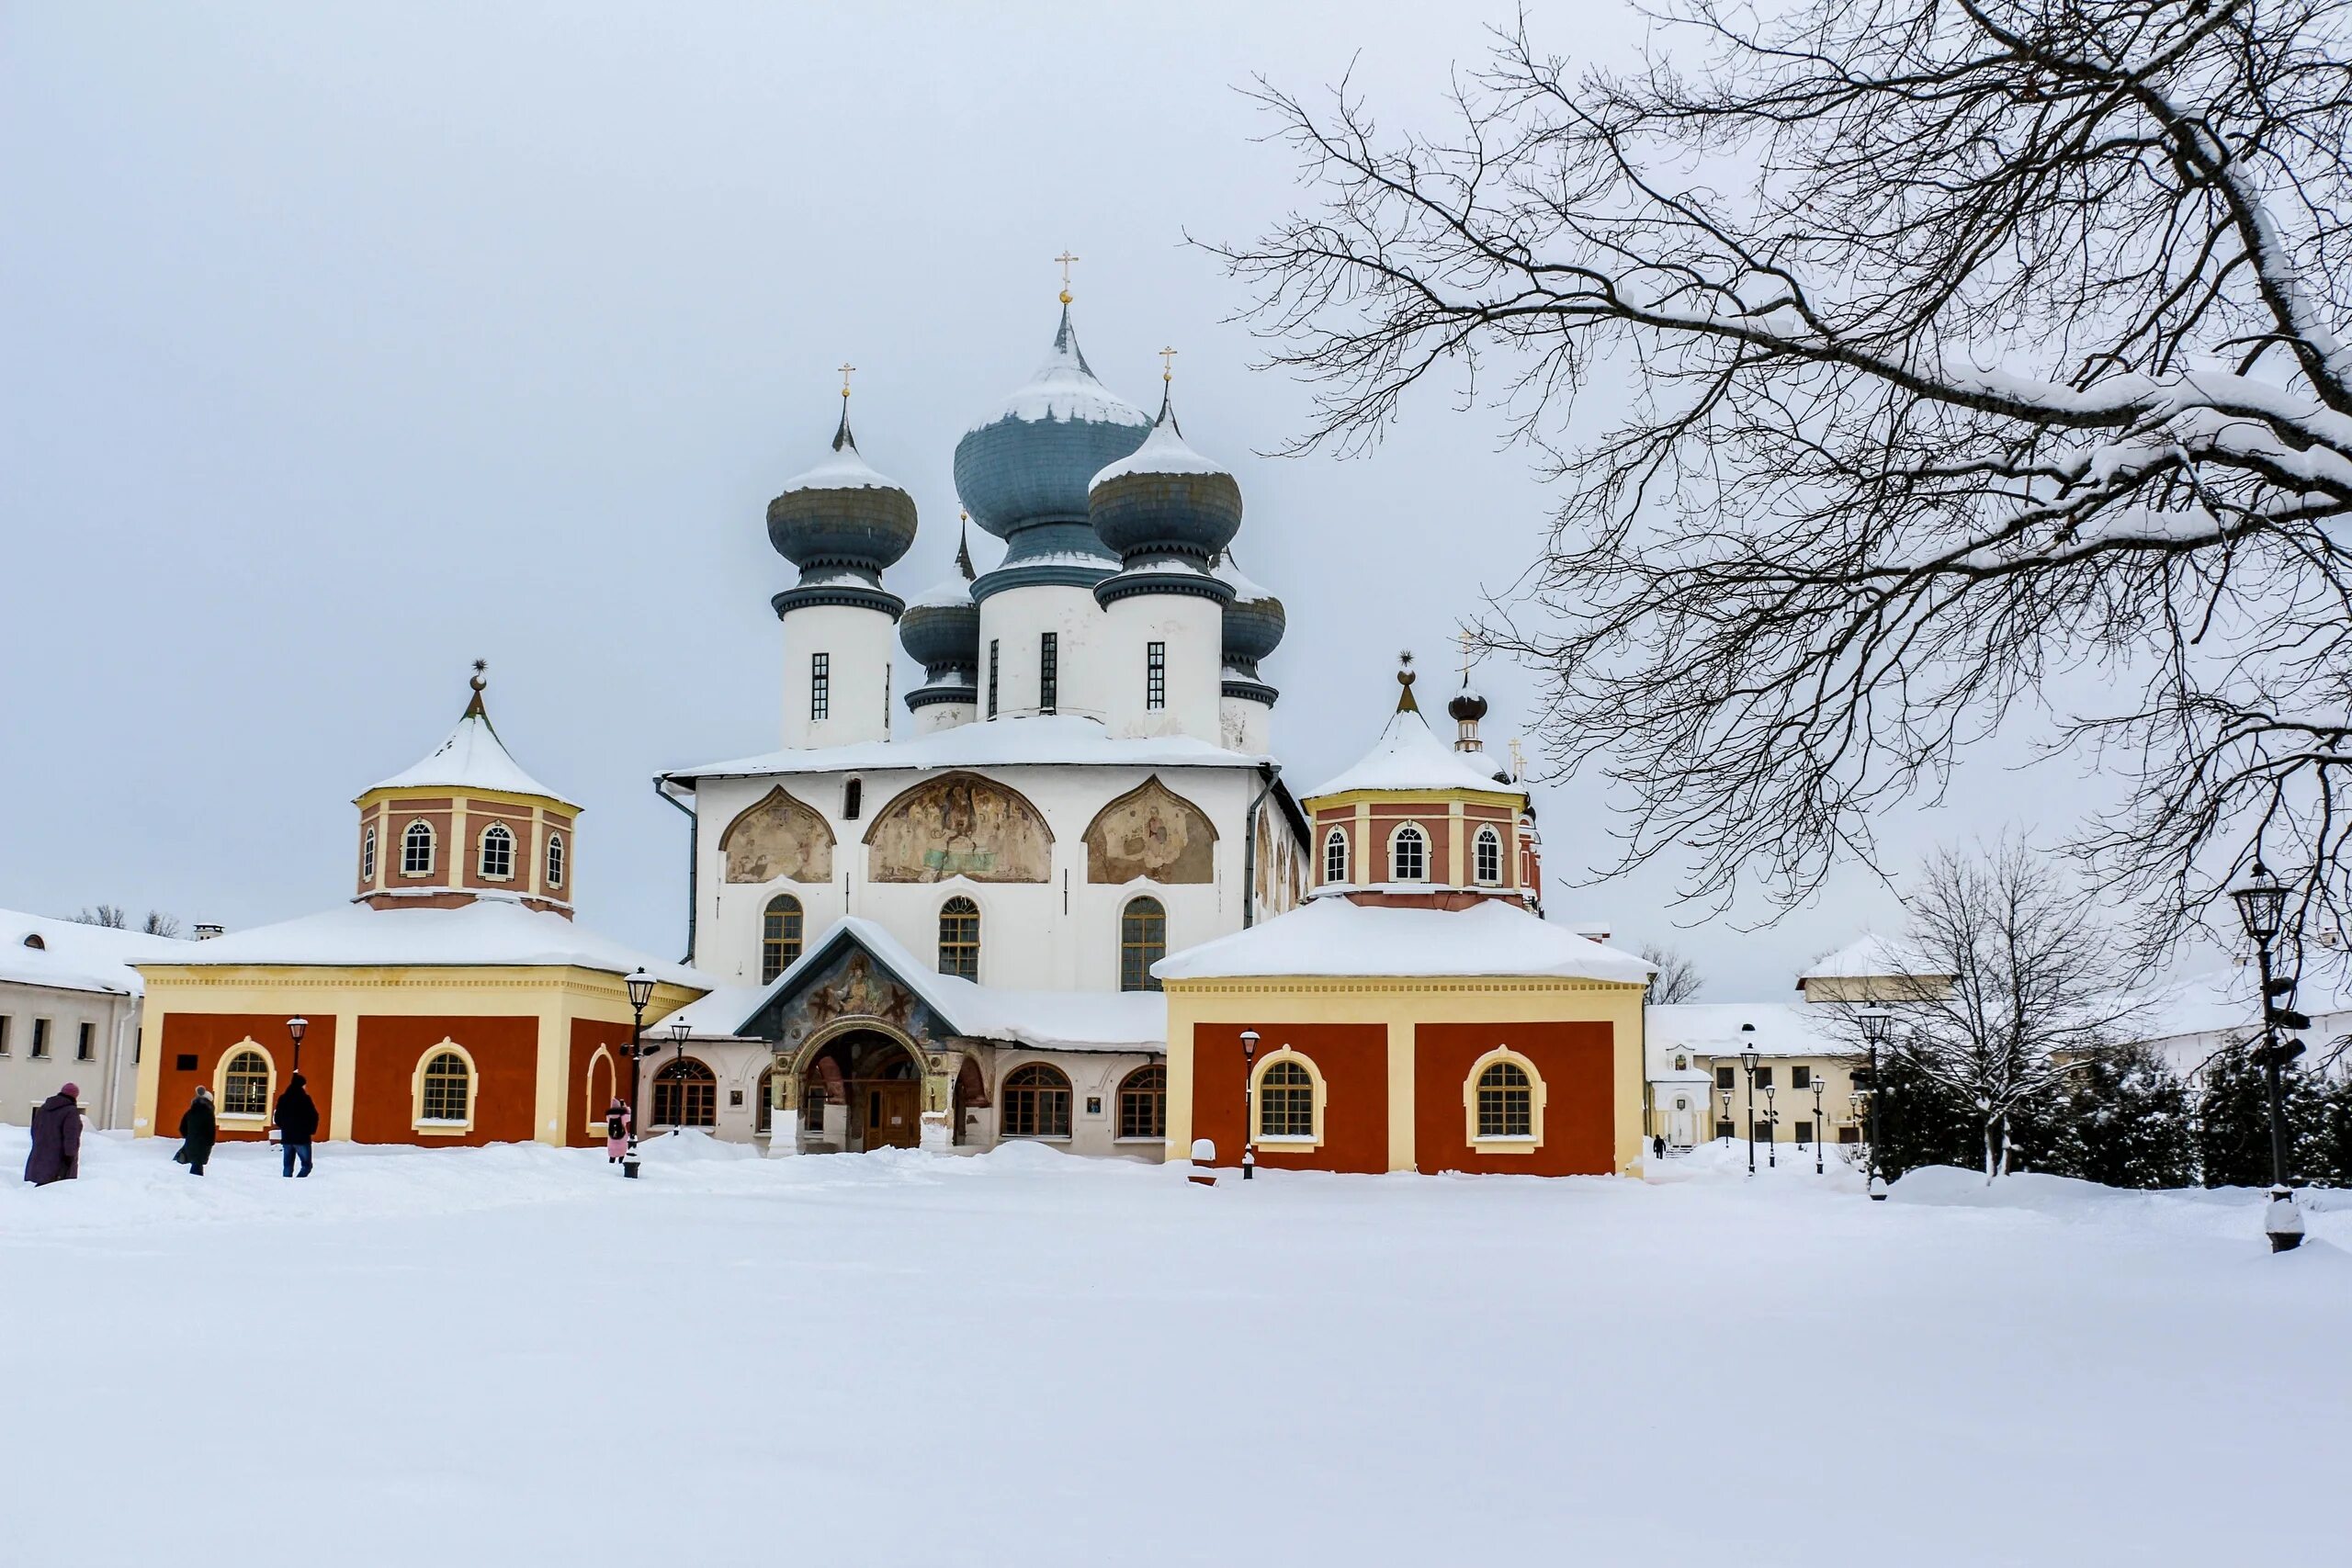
[
  {"x1": 771, "y1": 581, "x2": 906, "y2": 621},
  {"x1": 1222, "y1": 674, "x2": 1280, "y2": 707},
  {"x1": 1094, "y1": 566, "x2": 1236, "y2": 612}
]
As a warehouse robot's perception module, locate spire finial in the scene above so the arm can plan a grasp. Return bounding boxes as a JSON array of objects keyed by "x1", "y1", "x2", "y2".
[
  {"x1": 956, "y1": 509, "x2": 975, "y2": 582},
  {"x1": 1458, "y1": 629, "x2": 1475, "y2": 684},
  {"x1": 1396, "y1": 649, "x2": 1419, "y2": 714},
  {"x1": 838, "y1": 362, "x2": 855, "y2": 400},
  {"x1": 1056, "y1": 249, "x2": 1080, "y2": 305},
  {"x1": 1159, "y1": 344, "x2": 1178, "y2": 383},
  {"x1": 465, "y1": 659, "x2": 489, "y2": 718},
  {"x1": 1510, "y1": 736, "x2": 1526, "y2": 781},
  {"x1": 831, "y1": 367, "x2": 857, "y2": 452}
]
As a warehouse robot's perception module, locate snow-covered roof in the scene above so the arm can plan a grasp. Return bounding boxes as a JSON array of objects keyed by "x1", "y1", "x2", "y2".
[
  {"x1": 133, "y1": 900, "x2": 707, "y2": 987},
  {"x1": 968, "y1": 311, "x2": 1150, "y2": 434},
  {"x1": 1645, "y1": 1002, "x2": 1848, "y2": 1077},
  {"x1": 1153, "y1": 897, "x2": 1652, "y2": 985},
  {"x1": 1212, "y1": 553, "x2": 1276, "y2": 604},
  {"x1": 903, "y1": 573, "x2": 974, "y2": 610},
  {"x1": 1301, "y1": 705, "x2": 1527, "y2": 800},
  {"x1": 778, "y1": 427, "x2": 905, "y2": 493},
  {"x1": 1798, "y1": 933, "x2": 1942, "y2": 984},
  {"x1": 2121, "y1": 960, "x2": 2352, "y2": 1070},
  {"x1": 1091, "y1": 413, "x2": 1229, "y2": 485},
  {"x1": 661, "y1": 713, "x2": 1271, "y2": 784},
  {"x1": 366, "y1": 700, "x2": 567, "y2": 803},
  {"x1": 0, "y1": 908, "x2": 182, "y2": 996},
  {"x1": 679, "y1": 917, "x2": 1164, "y2": 1053}
]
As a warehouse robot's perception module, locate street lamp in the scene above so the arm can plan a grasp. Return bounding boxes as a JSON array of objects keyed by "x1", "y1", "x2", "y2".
[
  {"x1": 1858, "y1": 1007, "x2": 1892, "y2": 1200},
  {"x1": 1239, "y1": 1029, "x2": 1260, "y2": 1180},
  {"x1": 1812, "y1": 1072, "x2": 1827, "y2": 1177},
  {"x1": 2229, "y1": 859, "x2": 2307, "y2": 1251},
  {"x1": 1740, "y1": 1032, "x2": 1760, "y2": 1178},
  {"x1": 1718, "y1": 1085, "x2": 1734, "y2": 1141},
  {"x1": 286, "y1": 1016, "x2": 307, "y2": 1074},
  {"x1": 671, "y1": 1015, "x2": 691, "y2": 1063},
  {"x1": 623, "y1": 967, "x2": 655, "y2": 1179}
]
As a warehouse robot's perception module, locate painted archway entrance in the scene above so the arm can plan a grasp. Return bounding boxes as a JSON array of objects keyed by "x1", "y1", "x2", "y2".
[{"x1": 802, "y1": 1030, "x2": 923, "y2": 1152}]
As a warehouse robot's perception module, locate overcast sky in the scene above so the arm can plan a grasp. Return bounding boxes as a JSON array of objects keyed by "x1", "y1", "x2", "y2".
[{"x1": 0, "y1": 2, "x2": 2101, "y2": 998}]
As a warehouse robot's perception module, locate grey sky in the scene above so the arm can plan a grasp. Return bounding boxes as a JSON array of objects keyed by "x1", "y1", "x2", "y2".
[{"x1": 1, "y1": 2, "x2": 2083, "y2": 998}]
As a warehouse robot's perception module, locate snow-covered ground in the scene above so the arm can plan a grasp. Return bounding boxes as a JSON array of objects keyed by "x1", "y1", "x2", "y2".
[{"x1": 5, "y1": 1132, "x2": 2346, "y2": 1567}]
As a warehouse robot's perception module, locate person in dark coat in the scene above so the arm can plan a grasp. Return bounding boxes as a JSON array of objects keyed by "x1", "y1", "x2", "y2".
[
  {"x1": 176, "y1": 1086, "x2": 218, "y2": 1176},
  {"x1": 274, "y1": 1073, "x2": 320, "y2": 1178},
  {"x1": 23, "y1": 1083, "x2": 84, "y2": 1186}
]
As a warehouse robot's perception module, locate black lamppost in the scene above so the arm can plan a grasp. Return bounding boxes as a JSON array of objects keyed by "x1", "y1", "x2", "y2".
[
  {"x1": 286, "y1": 1016, "x2": 307, "y2": 1075},
  {"x1": 1740, "y1": 1040, "x2": 1760, "y2": 1177},
  {"x1": 1763, "y1": 1082, "x2": 1779, "y2": 1168},
  {"x1": 1812, "y1": 1072, "x2": 1827, "y2": 1176},
  {"x1": 1858, "y1": 1007, "x2": 1891, "y2": 1200},
  {"x1": 624, "y1": 967, "x2": 655, "y2": 1179},
  {"x1": 1239, "y1": 1029, "x2": 1260, "y2": 1180},
  {"x1": 2228, "y1": 861, "x2": 2307, "y2": 1251}
]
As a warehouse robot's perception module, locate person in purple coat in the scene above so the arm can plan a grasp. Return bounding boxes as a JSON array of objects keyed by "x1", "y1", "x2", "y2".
[{"x1": 23, "y1": 1082, "x2": 84, "y2": 1186}]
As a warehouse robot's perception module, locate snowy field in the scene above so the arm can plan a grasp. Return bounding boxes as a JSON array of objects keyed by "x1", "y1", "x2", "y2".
[{"x1": 5, "y1": 1132, "x2": 2346, "y2": 1567}]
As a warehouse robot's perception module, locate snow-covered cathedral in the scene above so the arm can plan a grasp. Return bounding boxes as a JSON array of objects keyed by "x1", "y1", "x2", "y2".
[{"x1": 652, "y1": 294, "x2": 1314, "y2": 1155}]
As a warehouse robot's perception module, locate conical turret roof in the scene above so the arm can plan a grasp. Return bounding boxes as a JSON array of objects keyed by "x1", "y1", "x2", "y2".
[{"x1": 364, "y1": 665, "x2": 569, "y2": 802}]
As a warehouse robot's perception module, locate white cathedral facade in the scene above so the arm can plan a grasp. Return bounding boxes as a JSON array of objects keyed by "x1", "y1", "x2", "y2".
[{"x1": 650, "y1": 299, "x2": 1310, "y2": 1156}]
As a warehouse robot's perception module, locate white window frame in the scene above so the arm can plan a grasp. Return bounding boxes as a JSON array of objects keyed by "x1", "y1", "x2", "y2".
[
  {"x1": 478, "y1": 822, "x2": 515, "y2": 881},
  {"x1": 545, "y1": 830, "x2": 565, "y2": 890},
  {"x1": 412, "y1": 1040, "x2": 478, "y2": 1135},
  {"x1": 1250, "y1": 1049, "x2": 1328, "y2": 1152},
  {"x1": 401, "y1": 819, "x2": 436, "y2": 878},
  {"x1": 1474, "y1": 824, "x2": 1503, "y2": 886},
  {"x1": 1389, "y1": 821, "x2": 1429, "y2": 883},
  {"x1": 1322, "y1": 826, "x2": 1350, "y2": 886},
  {"x1": 361, "y1": 825, "x2": 377, "y2": 882},
  {"x1": 214, "y1": 1040, "x2": 277, "y2": 1128},
  {"x1": 1463, "y1": 1045, "x2": 1547, "y2": 1155}
]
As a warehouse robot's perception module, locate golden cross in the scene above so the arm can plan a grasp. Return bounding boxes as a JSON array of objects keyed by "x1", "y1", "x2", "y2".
[
  {"x1": 1159, "y1": 344, "x2": 1179, "y2": 382},
  {"x1": 1458, "y1": 629, "x2": 1474, "y2": 682},
  {"x1": 1056, "y1": 249, "x2": 1080, "y2": 302},
  {"x1": 1510, "y1": 737, "x2": 1526, "y2": 780},
  {"x1": 837, "y1": 362, "x2": 855, "y2": 400}
]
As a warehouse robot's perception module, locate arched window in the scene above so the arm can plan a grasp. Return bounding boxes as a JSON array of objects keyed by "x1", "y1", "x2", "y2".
[
  {"x1": 1322, "y1": 826, "x2": 1350, "y2": 885},
  {"x1": 762, "y1": 895, "x2": 804, "y2": 984},
  {"x1": 842, "y1": 777, "x2": 863, "y2": 820},
  {"x1": 221, "y1": 1047, "x2": 272, "y2": 1117},
  {"x1": 479, "y1": 822, "x2": 515, "y2": 880},
  {"x1": 402, "y1": 820, "x2": 435, "y2": 876},
  {"x1": 938, "y1": 897, "x2": 980, "y2": 981},
  {"x1": 361, "y1": 826, "x2": 377, "y2": 882},
  {"x1": 1257, "y1": 1060, "x2": 1316, "y2": 1140},
  {"x1": 420, "y1": 1050, "x2": 472, "y2": 1124},
  {"x1": 1119, "y1": 897, "x2": 1166, "y2": 993},
  {"x1": 755, "y1": 1066, "x2": 775, "y2": 1136},
  {"x1": 1001, "y1": 1064, "x2": 1071, "y2": 1138},
  {"x1": 1476, "y1": 1061, "x2": 1533, "y2": 1138},
  {"x1": 1474, "y1": 824, "x2": 1503, "y2": 885},
  {"x1": 1117, "y1": 1066, "x2": 1166, "y2": 1141},
  {"x1": 545, "y1": 831, "x2": 565, "y2": 890},
  {"x1": 652, "y1": 1057, "x2": 717, "y2": 1127},
  {"x1": 1390, "y1": 822, "x2": 1427, "y2": 882}
]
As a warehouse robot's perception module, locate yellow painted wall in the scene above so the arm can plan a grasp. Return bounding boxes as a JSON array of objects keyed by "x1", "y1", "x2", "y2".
[
  {"x1": 130, "y1": 963, "x2": 698, "y2": 1145},
  {"x1": 1163, "y1": 976, "x2": 1646, "y2": 1175}
]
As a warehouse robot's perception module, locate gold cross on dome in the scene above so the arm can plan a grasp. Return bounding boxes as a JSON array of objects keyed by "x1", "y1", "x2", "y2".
[
  {"x1": 1458, "y1": 629, "x2": 1474, "y2": 682},
  {"x1": 1056, "y1": 250, "x2": 1080, "y2": 303},
  {"x1": 837, "y1": 362, "x2": 856, "y2": 400},
  {"x1": 1159, "y1": 345, "x2": 1179, "y2": 382}
]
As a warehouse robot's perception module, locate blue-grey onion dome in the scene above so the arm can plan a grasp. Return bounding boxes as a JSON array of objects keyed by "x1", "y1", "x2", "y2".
[
  {"x1": 1448, "y1": 683, "x2": 1489, "y2": 724},
  {"x1": 1214, "y1": 554, "x2": 1286, "y2": 669},
  {"x1": 899, "y1": 575, "x2": 980, "y2": 671},
  {"x1": 954, "y1": 306, "x2": 1149, "y2": 539},
  {"x1": 766, "y1": 412, "x2": 918, "y2": 574},
  {"x1": 1088, "y1": 395, "x2": 1242, "y2": 565}
]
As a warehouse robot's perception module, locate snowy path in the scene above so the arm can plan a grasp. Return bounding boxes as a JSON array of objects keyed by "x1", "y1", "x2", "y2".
[{"x1": 4, "y1": 1133, "x2": 2346, "y2": 1567}]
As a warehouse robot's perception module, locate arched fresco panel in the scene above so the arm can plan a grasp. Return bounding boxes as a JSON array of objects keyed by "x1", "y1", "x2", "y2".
[
  {"x1": 1084, "y1": 775, "x2": 1219, "y2": 885},
  {"x1": 719, "y1": 786, "x2": 835, "y2": 885},
  {"x1": 864, "y1": 771, "x2": 1054, "y2": 884}
]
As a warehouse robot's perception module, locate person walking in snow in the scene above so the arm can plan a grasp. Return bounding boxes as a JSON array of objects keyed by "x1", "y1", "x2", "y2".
[
  {"x1": 274, "y1": 1072, "x2": 320, "y2": 1179},
  {"x1": 176, "y1": 1086, "x2": 218, "y2": 1176},
  {"x1": 605, "y1": 1098, "x2": 631, "y2": 1164},
  {"x1": 23, "y1": 1082, "x2": 84, "y2": 1186}
]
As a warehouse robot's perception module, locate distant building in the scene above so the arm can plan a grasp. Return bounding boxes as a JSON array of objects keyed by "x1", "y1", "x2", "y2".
[
  {"x1": 131, "y1": 669, "x2": 703, "y2": 1148},
  {"x1": 1, "y1": 910, "x2": 175, "y2": 1130}
]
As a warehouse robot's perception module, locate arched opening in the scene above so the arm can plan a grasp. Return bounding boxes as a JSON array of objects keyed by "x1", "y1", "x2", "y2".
[
  {"x1": 762, "y1": 894, "x2": 804, "y2": 983},
  {"x1": 651, "y1": 1057, "x2": 718, "y2": 1128},
  {"x1": 797, "y1": 1030, "x2": 922, "y2": 1152},
  {"x1": 1001, "y1": 1063, "x2": 1072, "y2": 1139},
  {"x1": 1390, "y1": 822, "x2": 1428, "y2": 882},
  {"x1": 938, "y1": 896, "x2": 980, "y2": 980},
  {"x1": 1119, "y1": 897, "x2": 1166, "y2": 992}
]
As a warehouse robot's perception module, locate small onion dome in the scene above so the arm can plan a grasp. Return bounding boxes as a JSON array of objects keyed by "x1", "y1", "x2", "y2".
[
  {"x1": 899, "y1": 573, "x2": 980, "y2": 675},
  {"x1": 1088, "y1": 391, "x2": 1242, "y2": 567},
  {"x1": 1213, "y1": 553, "x2": 1285, "y2": 674},
  {"x1": 954, "y1": 305, "x2": 1150, "y2": 541},
  {"x1": 766, "y1": 409, "x2": 917, "y2": 578},
  {"x1": 1448, "y1": 682, "x2": 1489, "y2": 725}
]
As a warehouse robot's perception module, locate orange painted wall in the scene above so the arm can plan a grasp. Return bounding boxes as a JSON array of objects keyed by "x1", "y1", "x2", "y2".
[
  {"x1": 1412, "y1": 1020, "x2": 1616, "y2": 1176},
  {"x1": 1188, "y1": 1021, "x2": 1387, "y2": 1175},
  {"x1": 349, "y1": 1016, "x2": 537, "y2": 1145},
  {"x1": 568, "y1": 1018, "x2": 637, "y2": 1147},
  {"x1": 154, "y1": 1014, "x2": 335, "y2": 1142}
]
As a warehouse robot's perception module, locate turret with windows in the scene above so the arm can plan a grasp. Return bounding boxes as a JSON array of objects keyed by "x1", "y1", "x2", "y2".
[{"x1": 353, "y1": 663, "x2": 581, "y2": 918}]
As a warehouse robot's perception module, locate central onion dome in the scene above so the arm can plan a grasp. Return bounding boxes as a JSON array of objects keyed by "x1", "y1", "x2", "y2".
[
  {"x1": 766, "y1": 408, "x2": 918, "y2": 583},
  {"x1": 953, "y1": 305, "x2": 1150, "y2": 570}
]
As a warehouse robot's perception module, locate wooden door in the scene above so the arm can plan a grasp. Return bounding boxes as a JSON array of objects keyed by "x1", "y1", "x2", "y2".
[{"x1": 865, "y1": 1083, "x2": 922, "y2": 1149}]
